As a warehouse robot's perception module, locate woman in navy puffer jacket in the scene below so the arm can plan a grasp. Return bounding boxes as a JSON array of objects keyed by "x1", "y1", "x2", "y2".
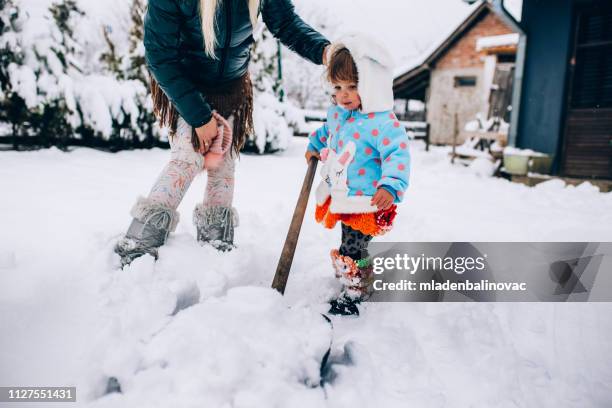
[{"x1": 114, "y1": 0, "x2": 331, "y2": 267}]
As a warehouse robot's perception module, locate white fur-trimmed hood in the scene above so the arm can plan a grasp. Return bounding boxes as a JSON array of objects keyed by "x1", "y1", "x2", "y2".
[{"x1": 327, "y1": 32, "x2": 396, "y2": 113}]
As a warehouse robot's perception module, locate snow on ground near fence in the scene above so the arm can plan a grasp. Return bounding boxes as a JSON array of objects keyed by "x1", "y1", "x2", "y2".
[{"x1": 1, "y1": 139, "x2": 611, "y2": 407}]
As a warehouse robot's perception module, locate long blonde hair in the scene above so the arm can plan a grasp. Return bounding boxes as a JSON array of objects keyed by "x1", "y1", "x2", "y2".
[{"x1": 200, "y1": 0, "x2": 260, "y2": 59}]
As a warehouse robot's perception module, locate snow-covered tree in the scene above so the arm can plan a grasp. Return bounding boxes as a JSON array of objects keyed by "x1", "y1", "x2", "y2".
[
  {"x1": 96, "y1": 0, "x2": 157, "y2": 145},
  {"x1": 250, "y1": 26, "x2": 282, "y2": 97},
  {"x1": 100, "y1": 24, "x2": 124, "y2": 80},
  {"x1": 124, "y1": 0, "x2": 158, "y2": 144},
  {"x1": 126, "y1": 0, "x2": 147, "y2": 84},
  {"x1": 246, "y1": 25, "x2": 294, "y2": 154},
  {"x1": 0, "y1": 0, "x2": 29, "y2": 141},
  {"x1": 281, "y1": 1, "x2": 335, "y2": 110},
  {"x1": 0, "y1": 0, "x2": 21, "y2": 95},
  {"x1": 48, "y1": 0, "x2": 84, "y2": 68},
  {"x1": 30, "y1": 0, "x2": 84, "y2": 147}
]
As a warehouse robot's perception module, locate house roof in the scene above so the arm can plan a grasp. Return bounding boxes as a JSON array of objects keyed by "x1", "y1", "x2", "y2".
[{"x1": 393, "y1": 1, "x2": 494, "y2": 97}]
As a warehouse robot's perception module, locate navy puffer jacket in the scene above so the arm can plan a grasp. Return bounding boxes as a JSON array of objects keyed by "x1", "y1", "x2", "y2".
[{"x1": 144, "y1": 0, "x2": 330, "y2": 128}]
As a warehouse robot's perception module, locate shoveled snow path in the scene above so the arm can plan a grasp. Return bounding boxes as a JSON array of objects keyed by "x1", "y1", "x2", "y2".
[{"x1": 1, "y1": 139, "x2": 611, "y2": 407}]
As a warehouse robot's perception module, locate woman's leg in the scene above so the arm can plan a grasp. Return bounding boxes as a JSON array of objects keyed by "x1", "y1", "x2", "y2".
[
  {"x1": 115, "y1": 118, "x2": 203, "y2": 266},
  {"x1": 147, "y1": 118, "x2": 204, "y2": 209},
  {"x1": 193, "y1": 118, "x2": 238, "y2": 251}
]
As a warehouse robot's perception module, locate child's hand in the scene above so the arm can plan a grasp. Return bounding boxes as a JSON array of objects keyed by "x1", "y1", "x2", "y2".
[
  {"x1": 305, "y1": 150, "x2": 320, "y2": 164},
  {"x1": 371, "y1": 188, "x2": 394, "y2": 210},
  {"x1": 212, "y1": 111, "x2": 230, "y2": 132}
]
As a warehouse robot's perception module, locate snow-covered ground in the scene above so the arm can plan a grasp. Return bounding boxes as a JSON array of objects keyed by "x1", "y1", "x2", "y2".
[{"x1": 1, "y1": 139, "x2": 612, "y2": 407}]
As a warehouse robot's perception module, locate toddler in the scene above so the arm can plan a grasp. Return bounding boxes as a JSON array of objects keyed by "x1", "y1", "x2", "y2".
[{"x1": 306, "y1": 33, "x2": 411, "y2": 316}]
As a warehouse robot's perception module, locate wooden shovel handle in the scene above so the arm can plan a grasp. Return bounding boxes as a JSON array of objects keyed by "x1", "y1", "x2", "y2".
[{"x1": 272, "y1": 158, "x2": 319, "y2": 294}]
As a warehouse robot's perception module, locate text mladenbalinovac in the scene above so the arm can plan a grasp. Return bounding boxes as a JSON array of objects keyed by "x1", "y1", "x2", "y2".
[
  {"x1": 373, "y1": 280, "x2": 527, "y2": 292},
  {"x1": 371, "y1": 254, "x2": 527, "y2": 292}
]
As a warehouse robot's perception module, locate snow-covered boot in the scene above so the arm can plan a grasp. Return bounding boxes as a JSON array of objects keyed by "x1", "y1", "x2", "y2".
[
  {"x1": 193, "y1": 204, "x2": 239, "y2": 252},
  {"x1": 114, "y1": 197, "x2": 179, "y2": 267},
  {"x1": 328, "y1": 249, "x2": 374, "y2": 316}
]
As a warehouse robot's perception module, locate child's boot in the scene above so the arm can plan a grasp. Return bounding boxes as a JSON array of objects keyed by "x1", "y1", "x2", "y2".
[
  {"x1": 114, "y1": 197, "x2": 179, "y2": 267},
  {"x1": 328, "y1": 249, "x2": 374, "y2": 316},
  {"x1": 193, "y1": 204, "x2": 239, "y2": 252}
]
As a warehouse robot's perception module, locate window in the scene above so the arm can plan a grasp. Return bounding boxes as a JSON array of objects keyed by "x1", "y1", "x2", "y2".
[
  {"x1": 497, "y1": 53, "x2": 516, "y2": 64},
  {"x1": 454, "y1": 76, "x2": 477, "y2": 87}
]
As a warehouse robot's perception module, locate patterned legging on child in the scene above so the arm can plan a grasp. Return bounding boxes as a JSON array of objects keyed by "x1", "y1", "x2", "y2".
[
  {"x1": 339, "y1": 224, "x2": 373, "y2": 261},
  {"x1": 148, "y1": 116, "x2": 235, "y2": 211}
]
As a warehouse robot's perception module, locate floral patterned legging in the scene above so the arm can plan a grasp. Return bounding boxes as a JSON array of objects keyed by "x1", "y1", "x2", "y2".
[{"x1": 148, "y1": 116, "x2": 235, "y2": 211}]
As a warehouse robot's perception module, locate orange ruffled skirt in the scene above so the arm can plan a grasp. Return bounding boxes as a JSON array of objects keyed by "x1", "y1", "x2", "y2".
[{"x1": 315, "y1": 197, "x2": 397, "y2": 236}]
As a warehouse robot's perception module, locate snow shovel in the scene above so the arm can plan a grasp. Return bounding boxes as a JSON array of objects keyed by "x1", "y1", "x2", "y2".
[
  {"x1": 271, "y1": 157, "x2": 335, "y2": 386},
  {"x1": 272, "y1": 157, "x2": 318, "y2": 294}
]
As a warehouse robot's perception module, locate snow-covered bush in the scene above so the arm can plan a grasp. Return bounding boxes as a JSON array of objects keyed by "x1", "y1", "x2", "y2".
[
  {"x1": 251, "y1": 92, "x2": 293, "y2": 153},
  {"x1": 0, "y1": 0, "x2": 29, "y2": 139},
  {"x1": 96, "y1": 0, "x2": 159, "y2": 145},
  {"x1": 0, "y1": 0, "x2": 163, "y2": 148}
]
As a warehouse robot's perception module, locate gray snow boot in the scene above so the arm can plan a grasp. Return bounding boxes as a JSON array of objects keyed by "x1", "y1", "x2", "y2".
[
  {"x1": 193, "y1": 204, "x2": 239, "y2": 252},
  {"x1": 114, "y1": 197, "x2": 180, "y2": 267}
]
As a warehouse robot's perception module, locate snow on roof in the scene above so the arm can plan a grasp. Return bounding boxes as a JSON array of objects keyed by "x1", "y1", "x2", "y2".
[
  {"x1": 504, "y1": 0, "x2": 523, "y2": 21},
  {"x1": 476, "y1": 33, "x2": 520, "y2": 51},
  {"x1": 393, "y1": 0, "x2": 484, "y2": 78}
]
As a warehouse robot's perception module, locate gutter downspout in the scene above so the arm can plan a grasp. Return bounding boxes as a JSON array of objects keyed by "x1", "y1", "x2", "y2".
[{"x1": 491, "y1": 0, "x2": 526, "y2": 147}]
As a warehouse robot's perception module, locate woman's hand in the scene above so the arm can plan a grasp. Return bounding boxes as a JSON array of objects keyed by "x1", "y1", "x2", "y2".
[
  {"x1": 305, "y1": 150, "x2": 320, "y2": 164},
  {"x1": 371, "y1": 188, "x2": 394, "y2": 210},
  {"x1": 194, "y1": 115, "x2": 218, "y2": 154}
]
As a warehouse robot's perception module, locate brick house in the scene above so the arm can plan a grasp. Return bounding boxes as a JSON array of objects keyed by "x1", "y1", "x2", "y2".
[
  {"x1": 394, "y1": 2, "x2": 517, "y2": 145},
  {"x1": 397, "y1": 0, "x2": 612, "y2": 180}
]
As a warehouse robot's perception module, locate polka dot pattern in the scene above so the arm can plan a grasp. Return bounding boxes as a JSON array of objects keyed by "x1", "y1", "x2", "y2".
[{"x1": 308, "y1": 106, "x2": 410, "y2": 204}]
